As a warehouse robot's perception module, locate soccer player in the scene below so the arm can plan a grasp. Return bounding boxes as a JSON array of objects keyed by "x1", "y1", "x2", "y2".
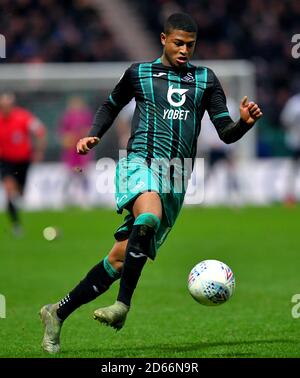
[
  {"x1": 40, "y1": 13, "x2": 262, "y2": 353},
  {"x1": 0, "y1": 93, "x2": 47, "y2": 236}
]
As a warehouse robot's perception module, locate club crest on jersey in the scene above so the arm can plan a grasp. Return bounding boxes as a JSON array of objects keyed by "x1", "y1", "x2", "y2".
[
  {"x1": 182, "y1": 72, "x2": 195, "y2": 82},
  {"x1": 167, "y1": 85, "x2": 189, "y2": 107}
]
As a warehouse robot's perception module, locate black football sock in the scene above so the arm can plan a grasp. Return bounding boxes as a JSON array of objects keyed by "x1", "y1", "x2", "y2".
[
  {"x1": 56, "y1": 258, "x2": 120, "y2": 321},
  {"x1": 117, "y1": 223, "x2": 157, "y2": 307},
  {"x1": 7, "y1": 199, "x2": 19, "y2": 225}
]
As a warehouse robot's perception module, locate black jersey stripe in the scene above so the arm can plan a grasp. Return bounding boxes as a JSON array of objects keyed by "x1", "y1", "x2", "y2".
[
  {"x1": 190, "y1": 67, "x2": 208, "y2": 159},
  {"x1": 167, "y1": 71, "x2": 174, "y2": 160},
  {"x1": 130, "y1": 63, "x2": 149, "y2": 158},
  {"x1": 140, "y1": 63, "x2": 155, "y2": 160},
  {"x1": 149, "y1": 63, "x2": 157, "y2": 158},
  {"x1": 190, "y1": 67, "x2": 199, "y2": 157},
  {"x1": 176, "y1": 74, "x2": 183, "y2": 158},
  {"x1": 168, "y1": 71, "x2": 181, "y2": 159}
]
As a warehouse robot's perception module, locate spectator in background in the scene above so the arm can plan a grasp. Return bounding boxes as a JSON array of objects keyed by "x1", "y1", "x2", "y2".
[
  {"x1": 2, "y1": 0, "x2": 128, "y2": 63},
  {"x1": 58, "y1": 96, "x2": 93, "y2": 207},
  {"x1": 280, "y1": 92, "x2": 300, "y2": 205},
  {"x1": 0, "y1": 92, "x2": 46, "y2": 236}
]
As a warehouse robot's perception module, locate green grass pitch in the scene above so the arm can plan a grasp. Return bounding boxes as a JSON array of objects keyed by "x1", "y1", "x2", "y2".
[{"x1": 1, "y1": 206, "x2": 300, "y2": 358}]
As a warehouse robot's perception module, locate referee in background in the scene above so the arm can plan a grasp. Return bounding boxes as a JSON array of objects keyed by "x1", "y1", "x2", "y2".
[{"x1": 0, "y1": 93, "x2": 47, "y2": 236}]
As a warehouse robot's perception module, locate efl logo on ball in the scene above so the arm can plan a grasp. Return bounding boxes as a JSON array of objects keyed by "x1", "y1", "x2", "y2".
[{"x1": 188, "y1": 260, "x2": 235, "y2": 306}]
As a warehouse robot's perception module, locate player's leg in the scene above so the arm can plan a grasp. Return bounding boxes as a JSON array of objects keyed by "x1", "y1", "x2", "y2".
[
  {"x1": 2, "y1": 175, "x2": 19, "y2": 222},
  {"x1": 93, "y1": 191, "x2": 162, "y2": 329},
  {"x1": 40, "y1": 239, "x2": 127, "y2": 353},
  {"x1": 2, "y1": 174, "x2": 22, "y2": 235},
  {"x1": 56, "y1": 240, "x2": 127, "y2": 320},
  {"x1": 117, "y1": 191, "x2": 162, "y2": 306},
  {"x1": 1, "y1": 161, "x2": 30, "y2": 236}
]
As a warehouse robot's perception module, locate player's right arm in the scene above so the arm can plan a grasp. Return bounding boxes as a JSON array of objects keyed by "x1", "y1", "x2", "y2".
[{"x1": 77, "y1": 66, "x2": 134, "y2": 155}]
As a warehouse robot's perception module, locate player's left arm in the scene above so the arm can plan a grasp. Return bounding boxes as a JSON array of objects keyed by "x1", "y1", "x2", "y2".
[
  {"x1": 206, "y1": 70, "x2": 263, "y2": 144},
  {"x1": 29, "y1": 116, "x2": 47, "y2": 162}
]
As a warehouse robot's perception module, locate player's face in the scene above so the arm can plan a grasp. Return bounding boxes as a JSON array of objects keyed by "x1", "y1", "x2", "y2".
[
  {"x1": 0, "y1": 94, "x2": 15, "y2": 115},
  {"x1": 161, "y1": 29, "x2": 196, "y2": 69}
]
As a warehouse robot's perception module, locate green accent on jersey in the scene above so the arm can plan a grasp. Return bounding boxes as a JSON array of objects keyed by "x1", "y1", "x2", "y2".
[
  {"x1": 176, "y1": 73, "x2": 182, "y2": 158},
  {"x1": 196, "y1": 67, "x2": 208, "y2": 107},
  {"x1": 127, "y1": 62, "x2": 216, "y2": 162},
  {"x1": 191, "y1": 67, "x2": 207, "y2": 156},
  {"x1": 167, "y1": 71, "x2": 174, "y2": 159},
  {"x1": 148, "y1": 64, "x2": 157, "y2": 157},
  {"x1": 98, "y1": 61, "x2": 232, "y2": 162},
  {"x1": 191, "y1": 69, "x2": 199, "y2": 157},
  {"x1": 109, "y1": 94, "x2": 118, "y2": 107},
  {"x1": 134, "y1": 64, "x2": 149, "y2": 157},
  {"x1": 212, "y1": 111, "x2": 230, "y2": 121},
  {"x1": 167, "y1": 69, "x2": 184, "y2": 158},
  {"x1": 137, "y1": 62, "x2": 159, "y2": 158},
  {"x1": 192, "y1": 69, "x2": 199, "y2": 147}
]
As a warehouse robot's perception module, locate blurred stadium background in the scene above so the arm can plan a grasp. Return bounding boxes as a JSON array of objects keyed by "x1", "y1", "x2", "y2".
[
  {"x1": 0, "y1": 0, "x2": 300, "y2": 208},
  {"x1": 1, "y1": 0, "x2": 300, "y2": 359}
]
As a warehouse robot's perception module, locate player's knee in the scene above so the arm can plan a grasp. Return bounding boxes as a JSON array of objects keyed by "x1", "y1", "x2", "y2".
[
  {"x1": 134, "y1": 212, "x2": 161, "y2": 233},
  {"x1": 133, "y1": 191, "x2": 163, "y2": 220},
  {"x1": 129, "y1": 213, "x2": 161, "y2": 257},
  {"x1": 107, "y1": 240, "x2": 127, "y2": 271}
]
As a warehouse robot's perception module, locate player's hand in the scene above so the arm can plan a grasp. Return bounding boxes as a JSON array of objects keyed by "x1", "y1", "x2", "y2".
[
  {"x1": 76, "y1": 137, "x2": 100, "y2": 155},
  {"x1": 240, "y1": 96, "x2": 263, "y2": 126}
]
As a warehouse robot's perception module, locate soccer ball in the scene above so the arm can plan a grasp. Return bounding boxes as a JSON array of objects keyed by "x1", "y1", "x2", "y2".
[
  {"x1": 43, "y1": 226, "x2": 59, "y2": 241},
  {"x1": 187, "y1": 259, "x2": 235, "y2": 306}
]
